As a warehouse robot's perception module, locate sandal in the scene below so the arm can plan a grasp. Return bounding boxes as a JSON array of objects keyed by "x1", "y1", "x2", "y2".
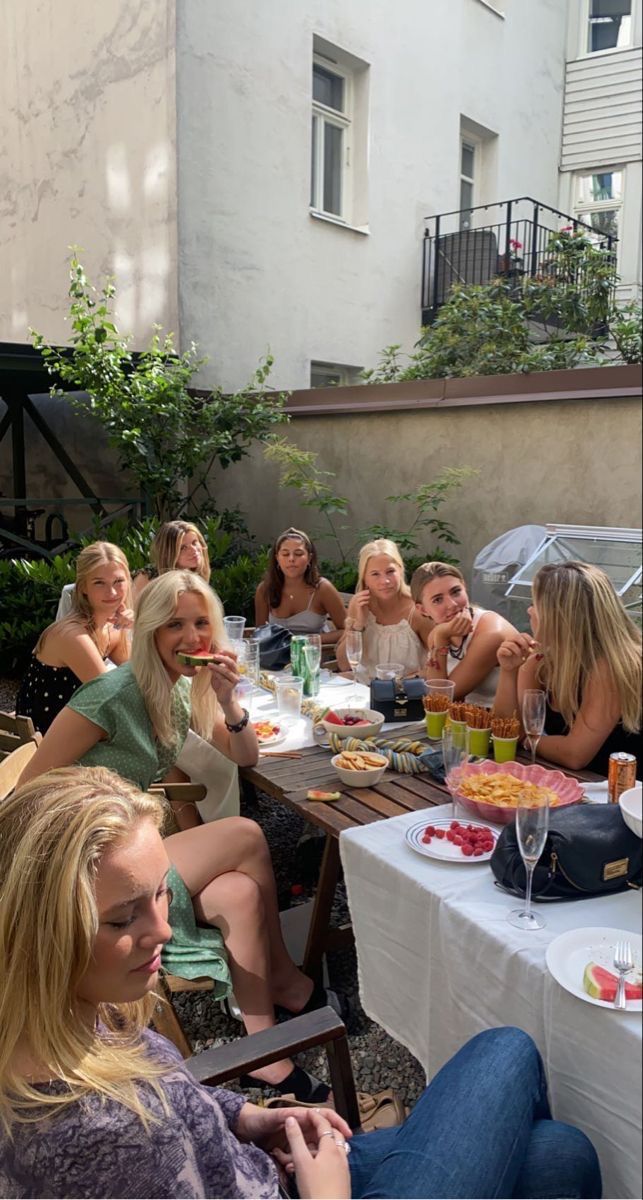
[
  {"x1": 276, "y1": 982, "x2": 349, "y2": 1024},
  {"x1": 239, "y1": 1064, "x2": 331, "y2": 1103},
  {"x1": 260, "y1": 1087, "x2": 407, "y2": 1130}
]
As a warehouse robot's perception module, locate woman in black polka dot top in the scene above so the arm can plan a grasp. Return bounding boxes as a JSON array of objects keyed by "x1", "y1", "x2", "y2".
[{"x1": 16, "y1": 543, "x2": 134, "y2": 734}]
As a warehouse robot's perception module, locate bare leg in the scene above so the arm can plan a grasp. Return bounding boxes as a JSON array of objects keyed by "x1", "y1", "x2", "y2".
[
  {"x1": 194, "y1": 869, "x2": 294, "y2": 1086},
  {"x1": 165, "y1": 817, "x2": 312, "y2": 1011}
]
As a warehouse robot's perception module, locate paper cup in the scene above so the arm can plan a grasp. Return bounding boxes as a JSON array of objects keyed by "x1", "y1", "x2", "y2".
[
  {"x1": 467, "y1": 727, "x2": 491, "y2": 757},
  {"x1": 492, "y1": 735, "x2": 518, "y2": 763},
  {"x1": 425, "y1": 709, "x2": 448, "y2": 740}
]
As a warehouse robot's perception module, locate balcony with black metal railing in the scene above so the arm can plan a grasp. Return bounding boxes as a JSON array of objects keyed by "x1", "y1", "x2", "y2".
[{"x1": 421, "y1": 197, "x2": 617, "y2": 325}]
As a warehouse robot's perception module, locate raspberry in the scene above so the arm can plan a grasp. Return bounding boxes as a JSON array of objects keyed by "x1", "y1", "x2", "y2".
[
  {"x1": 435, "y1": 829, "x2": 446, "y2": 839},
  {"x1": 473, "y1": 847, "x2": 484, "y2": 856},
  {"x1": 461, "y1": 844, "x2": 474, "y2": 856},
  {"x1": 446, "y1": 830, "x2": 455, "y2": 842},
  {"x1": 422, "y1": 833, "x2": 432, "y2": 843},
  {"x1": 425, "y1": 825, "x2": 436, "y2": 836},
  {"x1": 450, "y1": 820, "x2": 460, "y2": 830},
  {"x1": 453, "y1": 836, "x2": 463, "y2": 846}
]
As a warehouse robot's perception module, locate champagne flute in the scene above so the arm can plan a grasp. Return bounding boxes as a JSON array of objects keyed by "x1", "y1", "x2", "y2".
[
  {"x1": 344, "y1": 629, "x2": 363, "y2": 704},
  {"x1": 507, "y1": 791, "x2": 549, "y2": 931},
  {"x1": 522, "y1": 689, "x2": 546, "y2": 765}
]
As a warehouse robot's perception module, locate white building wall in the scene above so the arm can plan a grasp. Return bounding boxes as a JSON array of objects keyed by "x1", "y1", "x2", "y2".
[
  {"x1": 176, "y1": 0, "x2": 569, "y2": 391},
  {"x1": 559, "y1": 1, "x2": 642, "y2": 296},
  {"x1": 0, "y1": 1, "x2": 178, "y2": 348}
]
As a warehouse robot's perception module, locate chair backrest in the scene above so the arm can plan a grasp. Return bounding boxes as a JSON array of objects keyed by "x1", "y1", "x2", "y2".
[
  {"x1": 0, "y1": 740, "x2": 40, "y2": 801},
  {"x1": 0, "y1": 711, "x2": 38, "y2": 760}
]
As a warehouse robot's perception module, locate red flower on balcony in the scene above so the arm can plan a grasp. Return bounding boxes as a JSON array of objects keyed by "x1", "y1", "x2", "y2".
[{"x1": 509, "y1": 238, "x2": 523, "y2": 250}]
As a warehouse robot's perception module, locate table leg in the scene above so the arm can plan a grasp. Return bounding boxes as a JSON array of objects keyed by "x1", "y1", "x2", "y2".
[{"x1": 302, "y1": 834, "x2": 340, "y2": 983}]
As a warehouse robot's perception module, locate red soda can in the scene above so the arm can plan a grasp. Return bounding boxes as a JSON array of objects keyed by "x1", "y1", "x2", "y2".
[{"x1": 607, "y1": 752, "x2": 637, "y2": 804}]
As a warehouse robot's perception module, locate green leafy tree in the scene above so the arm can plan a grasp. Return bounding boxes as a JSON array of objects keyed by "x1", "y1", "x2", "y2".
[
  {"x1": 364, "y1": 229, "x2": 641, "y2": 382},
  {"x1": 32, "y1": 255, "x2": 288, "y2": 520}
]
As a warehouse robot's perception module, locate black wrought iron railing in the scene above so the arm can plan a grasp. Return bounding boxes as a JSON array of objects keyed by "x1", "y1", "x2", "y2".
[{"x1": 421, "y1": 197, "x2": 617, "y2": 325}]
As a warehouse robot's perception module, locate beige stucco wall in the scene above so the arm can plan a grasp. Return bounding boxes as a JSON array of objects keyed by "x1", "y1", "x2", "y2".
[
  {"x1": 208, "y1": 396, "x2": 643, "y2": 584},
  {"x1": 0, "y1": 1, "x2": 177, "y2": 348}
]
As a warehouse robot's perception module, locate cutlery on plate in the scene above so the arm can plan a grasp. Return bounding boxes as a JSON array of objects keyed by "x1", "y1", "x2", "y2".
[{"x1": 613, "y1": 940, "x2": 634, "y2": 1010}]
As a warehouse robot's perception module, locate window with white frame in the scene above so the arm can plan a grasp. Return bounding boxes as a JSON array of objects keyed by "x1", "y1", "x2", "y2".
[
  {"x1": 311, "y1": 59, "x2": 351, "y2": 219},
  {"x1": 459, "y1": 141, "x2": 476, "y2": 230},
  {"x1": 310, "y1": 361, "x2": 362, "y2": 388},
  {"x1": 586, "y1": 0, "x2": 632, "y2": 53},
  {"x1": 575, "y1": 169, "x2": 623, "y2": 242}
]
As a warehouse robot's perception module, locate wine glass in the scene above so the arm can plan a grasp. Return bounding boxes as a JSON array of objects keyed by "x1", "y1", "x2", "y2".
[
  {"x1": 522, "y1": 689, "x2": 546, "y2": 765},
  {"x1": 507, "y1": 791, "x2": 549, "y2": 931},
  {"x1": 344, "y1": 629, "x2": 363, "y2": 704}
]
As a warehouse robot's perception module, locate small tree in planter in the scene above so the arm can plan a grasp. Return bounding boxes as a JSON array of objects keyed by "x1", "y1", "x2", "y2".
[{"x1": 32, "y1": 255, "x2": 288, "y2": 520}]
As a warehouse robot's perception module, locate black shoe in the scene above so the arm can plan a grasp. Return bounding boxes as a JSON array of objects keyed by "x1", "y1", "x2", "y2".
[
  {"x1": 275, "y1": 981, "x2": 350, "y2": 1024},
  {"x1": 239, "y1": 1064, "x2": 330, "y2": 1103}
]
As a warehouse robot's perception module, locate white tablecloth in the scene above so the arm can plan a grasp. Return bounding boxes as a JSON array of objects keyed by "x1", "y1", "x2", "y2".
[{"x1": 340, "y1": 805, "x2": 642, "y2": 1199}]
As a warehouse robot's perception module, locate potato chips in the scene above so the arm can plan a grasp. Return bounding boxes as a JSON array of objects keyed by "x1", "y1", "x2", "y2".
[{"x1": 456, "y1": 772, "x2": 559, "y2": 809}]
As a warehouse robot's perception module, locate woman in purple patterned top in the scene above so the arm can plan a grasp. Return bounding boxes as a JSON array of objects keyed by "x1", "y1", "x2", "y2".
[{"x1": 0, "y1": 767, "x2": 601, "y2": 1199}]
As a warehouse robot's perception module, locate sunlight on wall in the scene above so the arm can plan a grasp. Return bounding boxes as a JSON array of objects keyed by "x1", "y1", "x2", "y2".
[{"x1": 105, "y1": 143, "x2": 132, "y2": 214}]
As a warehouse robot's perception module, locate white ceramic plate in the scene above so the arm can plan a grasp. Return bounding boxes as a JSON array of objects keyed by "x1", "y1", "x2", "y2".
[
  {"x1": 546, "y1": 927, "x2": 642, "y2": 1011},
  {"x1": 405, "y1": 817, "x2": 498, "y2": 863},
  {"x1": 253, "y1": 721, "x2": 288, "y2": 747}
]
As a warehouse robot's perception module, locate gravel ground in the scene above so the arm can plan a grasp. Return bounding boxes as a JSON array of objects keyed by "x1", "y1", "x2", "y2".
[{"x1": 2, "y1": 674, "x2": 426, "y2": 1108}]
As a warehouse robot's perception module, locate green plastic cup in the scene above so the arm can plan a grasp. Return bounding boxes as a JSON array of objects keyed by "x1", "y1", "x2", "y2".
[
  {"x1": 425, "y1": 709, "x2": 448, "y2": 740},
  {"x1": 493, "y1": 735, "x2": 518, "y2": 763},
  {"x1": 467, "y1": 726, "x2": 491, "y2": 757}
]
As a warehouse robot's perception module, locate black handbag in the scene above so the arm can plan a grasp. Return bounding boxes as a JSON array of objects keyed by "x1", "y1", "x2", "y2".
[
  {"x1": 252, "y1": 623, "x2": 292, "y2": 670},
  {"x1": 369, "y1": 677, "x2": 427, "y2": 723},
  {"x1": 490, "y1": 804, "x2": 642, "y2": 902}
]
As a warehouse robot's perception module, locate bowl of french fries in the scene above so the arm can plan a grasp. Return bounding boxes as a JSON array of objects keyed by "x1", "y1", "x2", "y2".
[
  {"x1": 331, "y1": 750, "x2": 389, "y2": 787},
  {"x1": 446, "y1": 760, "x2": 584, "y2": 825}
]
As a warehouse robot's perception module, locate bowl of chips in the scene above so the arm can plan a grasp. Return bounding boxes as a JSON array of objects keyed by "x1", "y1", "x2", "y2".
[
  {"x1": 331, "y1": 750, "x2": 388, "y2": 787},
  {"x1": 446, "y1": 760, "x2": 584, "y2": 825}
]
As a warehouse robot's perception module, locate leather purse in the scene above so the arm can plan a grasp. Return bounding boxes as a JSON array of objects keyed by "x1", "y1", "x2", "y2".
[
  {"x1": 251, "y1": 623, "x2": 292, "y2": 670},
  {"x1": 369, "y1": 677, "x2": 427, "y2": 723},
  {"x1": 490, "y1": 804, "x2": 642, "y2": 901}
]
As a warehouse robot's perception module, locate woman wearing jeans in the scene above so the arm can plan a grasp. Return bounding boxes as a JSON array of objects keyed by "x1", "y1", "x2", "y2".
[{"x1": 1, "y1": 767, "x2": 601, "y2": 1200}]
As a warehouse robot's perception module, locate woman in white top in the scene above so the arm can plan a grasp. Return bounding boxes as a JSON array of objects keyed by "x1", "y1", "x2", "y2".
[
  {"x1": 411, "y1": 561, "x2": 516, "y2": 704},
  {"x1": 337, "y1": 539, "x2": 432, "y2": 681},
  {"x1": 254, "y1": 527, "x2": 346, "y2": 644}
]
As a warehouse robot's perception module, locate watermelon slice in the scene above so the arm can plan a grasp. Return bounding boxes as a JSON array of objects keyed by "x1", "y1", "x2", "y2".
[
  {"x1": 306, "y1": 789, "x2": 341, "y2": 802},
  {"x1": 177, "y1": 651, "x2": 219, "y2": 667},
  {"x1": 583, "y1": 961, "x2": 642, "y2": 1002},
  {"x1": 323, "y1": 711, "x2": 344, "y2": 725}
]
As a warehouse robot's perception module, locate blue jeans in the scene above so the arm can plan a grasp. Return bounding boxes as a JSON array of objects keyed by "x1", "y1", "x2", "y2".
[{"x1": 348, "y1": 1028, "x2": 601, "y2": 1199}]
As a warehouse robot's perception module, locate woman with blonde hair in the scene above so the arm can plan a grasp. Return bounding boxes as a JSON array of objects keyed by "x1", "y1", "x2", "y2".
[
  {"x1": 131, "y1": 519, "x2": 211, "y2": 601},
  {"x1": 16, "y1": 541, "x2": 133, "y2": 733},
  {"x1": 0, "y1": 766, "x2": 601, "y2": 1198},
  {"x1": 337, "y1": 539, "x2": 433, "y2": 680},
  {"x1": 255, "y1": 526, "x2": 346, "y2": 643},
  {"x1": 411, "y1": 561, "x2": 517, "y2": 704},
  {"x1": 494, "y1": 561, "x2": 642, "y2": 772},
  {"x1": 17, "y1": 580, "x2": 339, "y2": 1099}
]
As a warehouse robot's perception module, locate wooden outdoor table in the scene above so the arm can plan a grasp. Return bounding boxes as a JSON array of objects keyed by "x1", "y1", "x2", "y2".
[{"x1": 241, "y1": 731, "x2": 602, "y2": 980}]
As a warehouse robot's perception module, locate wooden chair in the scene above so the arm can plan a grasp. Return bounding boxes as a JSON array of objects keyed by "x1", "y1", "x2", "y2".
[
  {"x1": 0, "y1": 740, "x2": 40, "y2": 800},
  {"x1": 0, "y1": 711, "x2": 40, "y2": 761},
  {"x1": 154, "y1": 1001, "x2": 361, "y2": 1129}
]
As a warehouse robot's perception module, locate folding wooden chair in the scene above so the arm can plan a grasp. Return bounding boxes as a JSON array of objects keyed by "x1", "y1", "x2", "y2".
[
  {"x1": 0, "y1": 711, "x2": 40, "y2": 761},
  {"x1": 0, "y1": 740, "x2": 40, "y2": 800}
]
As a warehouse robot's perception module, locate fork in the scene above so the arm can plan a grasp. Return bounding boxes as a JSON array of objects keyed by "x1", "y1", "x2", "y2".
[{"x1": 613, "y1": 941, "x2": 634, "y2": 1010}]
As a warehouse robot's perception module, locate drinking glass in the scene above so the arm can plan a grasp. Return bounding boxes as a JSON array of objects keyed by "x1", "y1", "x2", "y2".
[
  {"x1": 223, "y1": 615, "x2": 246, "y2": 643},
  {"x1": 345, "y1": 629, "x2": 363, "y2": 703},
  {"x1": 275, "y1": 676, "x2": 304, "y2": 720},
  {"x1": 522, "y1": 689, "x2": 546, "y2": 765},
  {"x1": 375, "y1": 662, "x2": 405, "y2": 681},
  {"x1": 507, "y1": 792, "x2": 549, "y2": 931},
  {"x1": 240, "y1": 639, "x2": 260, "y2": 685},
  {"x1": 302, "y1": 635, "x2": 322, "y2": 696},
  {"x1": 442, "y1": 727, "x2": 470, "y2": 818}
]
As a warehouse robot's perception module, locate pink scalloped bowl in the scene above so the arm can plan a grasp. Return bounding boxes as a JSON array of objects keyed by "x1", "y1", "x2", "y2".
[{"x1": 446, "y1": 760, "x2": 584, "y2": 825}]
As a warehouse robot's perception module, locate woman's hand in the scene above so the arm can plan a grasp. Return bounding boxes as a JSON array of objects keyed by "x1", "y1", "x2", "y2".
[
  {"x1": 282, "y1": 1110, "x2": 351, "y2": 1199},
  {"x1": 346, "y1": 589, "x2": 370, "y2": 628},
  {"x1": 434, "y1": 612, "x2": 474, "y2": 646},
  {"x1": 206, "y1": 649, "x2": 242, "y2": 706},
  {"x1": 113, "y1": 605, "x2": 135, "y2": 631},
  {"x1": 497, "y1": 632, "x2": 537, "y2": 672},
  {"x1": 235, "y1": 1101, "x2": 351, "y2": 1152}
]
